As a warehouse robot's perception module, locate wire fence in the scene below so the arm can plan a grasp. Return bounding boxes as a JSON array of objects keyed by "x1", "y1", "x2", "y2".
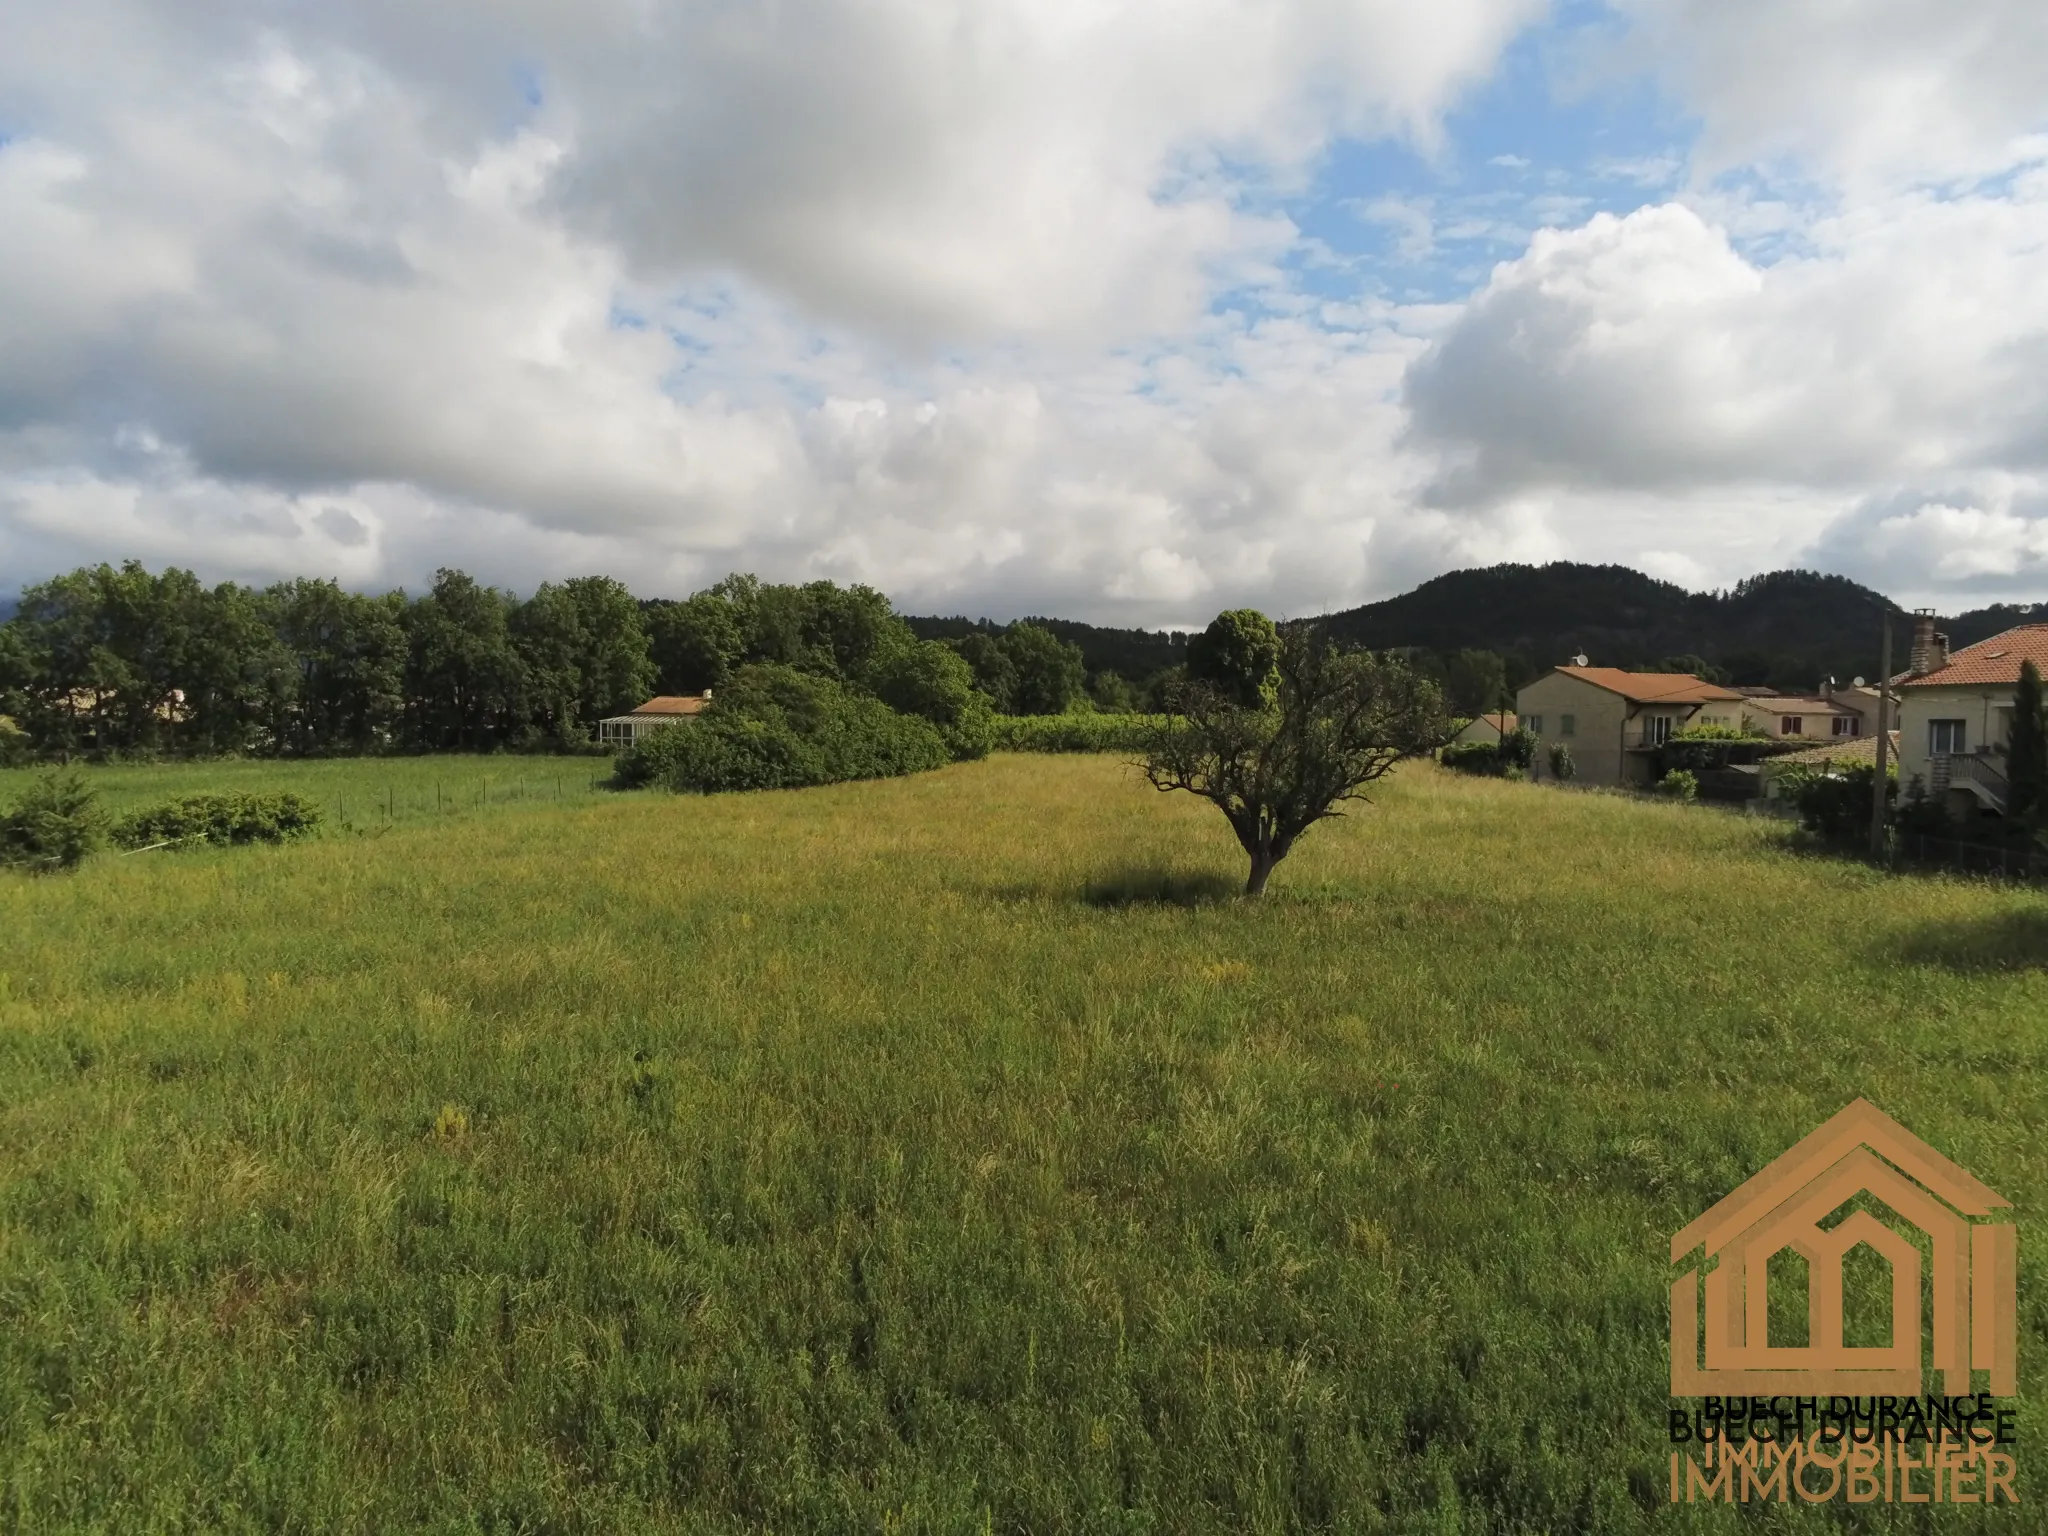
[
  {"x1": 1889, "y1": 833, "x2": 2046, "y2": 883},
  {"x1": 328, "y1": 773, "x2": 610, "y2": 828}
]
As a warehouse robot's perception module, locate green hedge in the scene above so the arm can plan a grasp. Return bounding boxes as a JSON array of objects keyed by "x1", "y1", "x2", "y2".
[
  {"x1": 1786, "y1": 762, "x2": 1892, "y2": 840},
  {"x1": 616, "y1": 665, "x2": 950, "y2": 794},
  {"x1": 1438, "y1": 741, "x2": 1500, "y2": 775},
  {"x1": 989, "y1": 714, "x2": 1162, "y2": 753},
  {"x1": 111, "y1": 791, "x2": 323, "y2": 849},
  {"x1": 1440, "y1": 728, "x2": 1538, "y2": 777}
]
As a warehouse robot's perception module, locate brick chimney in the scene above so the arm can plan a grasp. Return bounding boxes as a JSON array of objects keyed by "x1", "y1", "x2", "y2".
[{"x1": 1908, "y1": 610, "x2": 1938, "y2": 677}]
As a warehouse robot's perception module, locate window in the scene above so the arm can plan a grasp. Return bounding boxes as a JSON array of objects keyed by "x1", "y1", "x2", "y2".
[
  {"x1": 1929, "y1": 719, "x2": 1966, "y2": 755},
  {"x1": 1525, "y1": 715, "x2": 1543, "y2": 735},
  {"x1": 1646, "y1": 715, "x2": 1672, "y2": 746},
  {"x1": 1560, "y1": 713, "x2": 1576, "y2": 737},
  {"x1": 1832, "y1": 716, "x2": 1861, "y2": 737},
  {"x1": 1780, "y1": 716, "x2": 1804, "y2": 736}
]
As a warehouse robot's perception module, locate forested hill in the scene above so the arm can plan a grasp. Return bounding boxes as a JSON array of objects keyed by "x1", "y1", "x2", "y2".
[
  {"x1": 1948, "y1": 601, "x2": 2048, "y2": 649},
  {"x1": 1311, "y1": 563, "x2": 2043, "y2": 691}
]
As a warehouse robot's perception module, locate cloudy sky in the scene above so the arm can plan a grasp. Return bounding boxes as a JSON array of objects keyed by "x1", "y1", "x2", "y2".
[{"x1": 2, "y1": 1, "x2": 2045, "y2": 622}]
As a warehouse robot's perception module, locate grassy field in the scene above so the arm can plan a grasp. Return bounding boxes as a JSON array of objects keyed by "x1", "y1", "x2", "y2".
[
  {"x1": 0, "y1": 754, "x2": 613, "y2": 828},
  {"x1": 1, "y1": 756, "x2": 2042, "y2": 1532}
]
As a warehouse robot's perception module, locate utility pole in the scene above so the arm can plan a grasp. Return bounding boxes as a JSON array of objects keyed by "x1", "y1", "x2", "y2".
[{"x1": 1870, "y1": 614, "x2": 1893, "y2": 861}]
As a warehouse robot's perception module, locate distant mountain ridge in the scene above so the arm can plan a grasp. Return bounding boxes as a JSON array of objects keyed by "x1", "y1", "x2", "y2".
[
  {"x1": 1310, "y1": 563, "x2": 2045, "y2": 691},
  {"x1": 906, "y1": 565, "x2": 2043, "y2": 693}
]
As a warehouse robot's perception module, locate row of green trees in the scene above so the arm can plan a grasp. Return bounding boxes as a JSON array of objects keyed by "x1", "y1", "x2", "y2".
[{"x1": 0, "y1": 563, "x2": 1097, "y2": 759}]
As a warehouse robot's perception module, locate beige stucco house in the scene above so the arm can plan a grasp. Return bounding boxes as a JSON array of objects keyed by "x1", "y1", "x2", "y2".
[
  {"x1": 1894, "y1": 615, "x2": 2048, "y2": 818},
  {"x1": 1514, "y1": 667, "x2": 1748, "y2": 786},
  {"x1": 1737, "y1": 694, "x2": 1868, "y2": 742}
]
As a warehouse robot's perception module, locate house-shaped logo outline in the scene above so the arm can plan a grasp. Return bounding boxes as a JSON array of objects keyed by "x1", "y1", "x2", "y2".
[{"x1": 1670, "y1": 1099, "x2": 2017, "y2": 1396}]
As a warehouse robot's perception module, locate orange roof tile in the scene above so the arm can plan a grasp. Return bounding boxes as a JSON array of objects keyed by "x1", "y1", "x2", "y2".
[
  {"x1": 1549, "y1": 666, "x2": 1746, "y2": 705},
  {"x1": 629, "y1": 694, "x2": 711, "y2": 716},
  {"x1": 1748, "y1": 696, "x2": 1859, "y2": 714},
  {"x1": 1768, "y1": 731, "x2": 1898, "y2": 768},
  {"x1": 1899, "y1": 625, "x2": 2048, "y2": 689}
]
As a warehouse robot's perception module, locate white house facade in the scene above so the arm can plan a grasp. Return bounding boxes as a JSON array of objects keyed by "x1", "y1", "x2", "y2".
[{"x1": 1893, "y1": 617, "x2": 2048, "y2": 818}]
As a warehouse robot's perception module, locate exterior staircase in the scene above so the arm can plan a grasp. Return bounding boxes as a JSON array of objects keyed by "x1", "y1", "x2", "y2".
[{"x1": 1937, "y1": 752, "x2": 2008, "y2": 812}]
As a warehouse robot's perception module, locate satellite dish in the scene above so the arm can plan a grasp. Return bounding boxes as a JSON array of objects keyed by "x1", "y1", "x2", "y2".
[
  {"x1": 1852, "y1": 676, "x2": 1866, "y2": 688},
  {"x1": 1571, "y1": 653, "x2": 1589, "y2": 667}
]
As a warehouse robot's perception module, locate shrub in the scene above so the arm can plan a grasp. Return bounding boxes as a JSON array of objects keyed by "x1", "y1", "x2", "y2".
[
  {"x1": 1656, "y1": 769, "x2": 1699, "y2": 803},
  {"x1": 1547, "y1": 742, "x2": 1575, "y2": 781},
  {"x1": 990, "y1": 713, "x2": 1162, "y2": 753},
  {"x1": 0, "y1": 716, "x2": 29, "y2": 768},
  {"x1": 812, "y1": 696, "x2": 949, "y2": 783},
  {"x1": 867, "y1": 640, "x2": 993, "y2": 760},
  {"x1": 644, "y1": 714, "x2": 830, "y2": 793},
  {"x1": 1662, "y1": 726, "x2": 1776, "y2": 772},
  {"x1": 0, "y1": 771, "x2": 107, "y2": 872},
  {"x1": 611, "y1": 722, "x2": 702, "y2": 788},
  {"x1": 1895, "y1": 776, "x2": 1955, "y2": 838},
  {"x1": 1497, "y1": 727, "x2": 1538, "y2": 773},
  {"x1": 936, "y1": 699, "x2": 996, "y2": 762},
  {"x1": 112, "y1": 791, "x2": 323, "y2": 849},
  {"x1": 1438, "y1": 741, "x2": 1500, "y2": 776},
  {"x1": 623, "y1": 664, "x2": 949, "y2": 794},
  {"x1": 1790, "y1": 763, "x2": 1891, "y2": 841}
]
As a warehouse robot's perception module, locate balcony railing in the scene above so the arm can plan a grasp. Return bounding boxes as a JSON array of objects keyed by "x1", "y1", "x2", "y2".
[{"x1": 1933, "y1": 751, "x2": 2008, "y2": 810}]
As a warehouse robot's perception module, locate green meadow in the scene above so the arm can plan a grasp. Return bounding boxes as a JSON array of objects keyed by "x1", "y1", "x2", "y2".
[
  {"x1": 0, "y1": 754, "x2": 612, "y2": 825},
  {"x1": 1, "y1": 756, "x2": 2041, "y2": 1532}
]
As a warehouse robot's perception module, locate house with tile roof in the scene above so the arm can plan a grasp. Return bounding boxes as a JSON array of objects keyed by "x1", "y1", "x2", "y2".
[
  {"x1": 1513, "y1": 666, "x2": 1749, "y2": 786},
  {"x1": 1757, "y1": 730, "x2": 1900, "y2": 800},
  {"x1": 597, "y1": 692, "x2": 713, "y2": 747},
  {"x1": 1894, "y1": 614, "x2": 2048, "y2": 817},
  {"x1": 1449, "y1": 710, "x2": 1517, "y2": 747},
  {"x1": 1736, "y1": 694, "x2": 1868, "y2": 743}
]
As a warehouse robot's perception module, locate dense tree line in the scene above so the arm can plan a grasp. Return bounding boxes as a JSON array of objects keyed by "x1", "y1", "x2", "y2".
[
  {"x1": 906, "y1": 614, "x2": 1185, "y2": 711},
  {"x1": 0, "y1": 562, "x2": 1105, "y2": 761}
]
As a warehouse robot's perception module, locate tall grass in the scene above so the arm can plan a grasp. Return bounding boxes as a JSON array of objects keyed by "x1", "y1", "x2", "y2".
[
  {"x1": 0, "y1": 758, "x2": 2040, "y2": 1531},
  {"x1": 0, "y1": 754, "x2": 610, "y2": 825}
]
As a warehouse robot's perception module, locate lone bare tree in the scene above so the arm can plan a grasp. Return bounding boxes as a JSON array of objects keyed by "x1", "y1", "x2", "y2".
[{"x1": 1145, "y1": 622, "x2": 1448, "y2": 896}]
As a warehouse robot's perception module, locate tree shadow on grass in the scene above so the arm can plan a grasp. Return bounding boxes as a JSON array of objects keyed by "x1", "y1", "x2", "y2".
[
  {"x1": 1894, "y1": 907, "x2": 2048, "y2": 973},
  {"x1": 1080, "y1": 866, "x2": 1242, "y2": 908}
]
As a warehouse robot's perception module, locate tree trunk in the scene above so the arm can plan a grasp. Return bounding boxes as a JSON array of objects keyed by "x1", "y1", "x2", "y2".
[{"x1": 1244, "y1": 849, "x2": 1276, "y2": 897}]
